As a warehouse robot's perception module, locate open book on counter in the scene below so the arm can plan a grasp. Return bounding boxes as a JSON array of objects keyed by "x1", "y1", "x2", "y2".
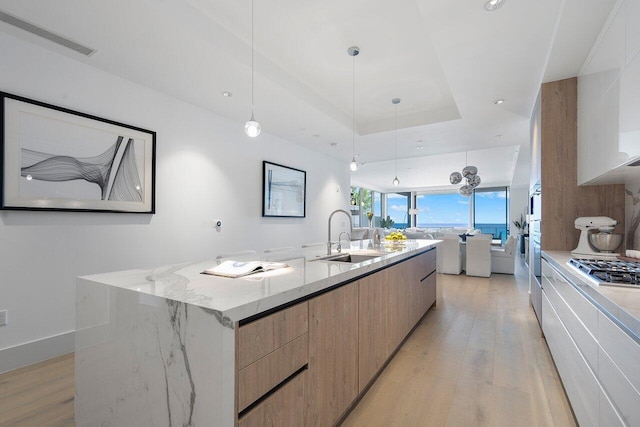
[{"x1": 203, "y1": 260, "x2": 289, "y2": 278}]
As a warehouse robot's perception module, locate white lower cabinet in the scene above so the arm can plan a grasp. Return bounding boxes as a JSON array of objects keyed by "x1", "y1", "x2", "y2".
[
  {"x1": 598, "y1": 346, "x2": 640, "y2": 426},
  {"x1": 542, "y1": 292, "x2": 599, "y2": 426},
  {"x1": 599, "y1": 388, "x2": 626, "y2": 427},
  {"x1": 597, "y1": 311, "x2": 640, "y2": 393},
  {"x1": 542, "y1": 258, "x2": 640, "y2": 427}
]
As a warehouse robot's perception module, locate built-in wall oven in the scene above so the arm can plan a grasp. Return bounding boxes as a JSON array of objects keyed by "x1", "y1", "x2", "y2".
[{"x1": 529, "y1": 184, "x2": 542, "y2": 327}]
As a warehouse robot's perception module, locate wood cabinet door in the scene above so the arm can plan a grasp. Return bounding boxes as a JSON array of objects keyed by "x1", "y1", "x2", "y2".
[
  {"x1": 358, "y1": 269, "x2": 390, "y2": 392},
  {"x1": 306, "y1": 281, "x2": 358, "y2": 427},
  {"x1": 238, "y1": 371, "x2": 306, "y2": 427},
  {"x1": 423, "y1": 273, "x2": 436, "y2": 313},
  {"x1": 386, "y1": 261, "x2": 411, "y2": 353}
]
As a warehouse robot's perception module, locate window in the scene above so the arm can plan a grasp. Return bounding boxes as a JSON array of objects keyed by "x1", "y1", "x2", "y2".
[
  {"x1": 385, "y1": 192, "x2": 410, "y2": 228},
  {"x1": 415, "y1": 192, "x2": 470, "y2": 228},
  {"x1": 350, "y1": 187, "x2": 381, "y2": 227},
  {"x1": 473, "y1": 187, "x2": 509, "y2": 243}
]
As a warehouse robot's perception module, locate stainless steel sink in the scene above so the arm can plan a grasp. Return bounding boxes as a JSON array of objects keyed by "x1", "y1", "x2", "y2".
[{"x1": 313, "y1": 252, "x2": 383, "y2": 263}]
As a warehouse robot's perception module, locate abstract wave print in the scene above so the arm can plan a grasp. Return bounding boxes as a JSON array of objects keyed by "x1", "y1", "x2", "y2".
[{"x1": 20, "y1": 136, "x2": 143, "y2": 202}]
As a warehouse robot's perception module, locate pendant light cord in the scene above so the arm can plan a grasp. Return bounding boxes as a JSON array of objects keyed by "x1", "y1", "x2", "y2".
[
  {"x1": 251, "y1": 0, "x2": 255, "y2": 114},
  {"x1": 395, "y1": 103, "x2": 398, "y2": 176},
  {"x1": 352, "y1": 53, "x2": 356, "y2": 158}
]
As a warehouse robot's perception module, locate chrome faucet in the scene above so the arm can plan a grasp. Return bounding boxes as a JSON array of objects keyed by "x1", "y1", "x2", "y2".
[
  {"x1": 327, "y1": 209, "x2": 353, "y2": 254},
  {"x1": 337, "y1": 231, "x2": 351, "y2": 253}
]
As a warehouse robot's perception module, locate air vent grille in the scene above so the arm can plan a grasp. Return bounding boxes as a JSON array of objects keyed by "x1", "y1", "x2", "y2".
[{"x1": 0, "y1": 10, "x2": 95, "y2": 56}]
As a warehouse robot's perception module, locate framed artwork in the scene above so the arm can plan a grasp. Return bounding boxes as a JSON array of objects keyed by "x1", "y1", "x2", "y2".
[
  {"x1": 1, "y1": 92, "x2": 155, "y2": 213},
  {"x1": 262, "y1": 161, "x2": 306, "y2": 218}
]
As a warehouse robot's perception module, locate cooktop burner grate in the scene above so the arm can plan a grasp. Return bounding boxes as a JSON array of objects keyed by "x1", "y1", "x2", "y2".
[{"x1": 569, "y1": 258, "x2": 640, "y2": 287}]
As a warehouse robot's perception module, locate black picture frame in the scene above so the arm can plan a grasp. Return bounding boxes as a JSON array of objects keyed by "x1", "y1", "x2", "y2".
[
  {"x1": 1, "y1": 92, "x2": 156, "y2": 213},
  {"x1": 262, "y1": 161, "x2": 306, "y2": 218}
]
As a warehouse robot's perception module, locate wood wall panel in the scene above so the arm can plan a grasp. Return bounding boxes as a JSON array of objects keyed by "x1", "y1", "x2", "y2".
[{"x1": 540, "y1": 78, "x2": 625, "y2": 251}]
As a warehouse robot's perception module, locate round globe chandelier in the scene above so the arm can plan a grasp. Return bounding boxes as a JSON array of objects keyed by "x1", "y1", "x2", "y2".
[{"x1": 449, "y1": 153, "x2": 481, "y2": 197}]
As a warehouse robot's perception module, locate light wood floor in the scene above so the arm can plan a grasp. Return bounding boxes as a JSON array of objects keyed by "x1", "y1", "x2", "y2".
[
  {"x1": 342, "y1": 259, "x2": 576, "y2": 427},
  {"x1": 0, "y1": 258, "x2": 575, "y2": 427},
  {"x1": 0, "y1": 352, "x2": 74, "y2": 426}
]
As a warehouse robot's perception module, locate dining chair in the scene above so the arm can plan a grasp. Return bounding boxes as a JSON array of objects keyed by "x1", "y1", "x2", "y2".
[
  {"x1": 436, "y1": 236, "x2": 462, "y2": 275},
  {"x1": 465, "y1": 235, "x2": 492, "y2": 277}
]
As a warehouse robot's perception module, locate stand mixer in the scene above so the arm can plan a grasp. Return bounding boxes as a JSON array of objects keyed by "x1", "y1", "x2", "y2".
[{"x1": 572, "y1": 216, "x2": 622, "y2": 259}]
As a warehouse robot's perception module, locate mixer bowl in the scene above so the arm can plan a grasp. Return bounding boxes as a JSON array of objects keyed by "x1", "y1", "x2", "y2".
[{"x1": 589, "y1": 232, "x2": 623, "y2": 253}]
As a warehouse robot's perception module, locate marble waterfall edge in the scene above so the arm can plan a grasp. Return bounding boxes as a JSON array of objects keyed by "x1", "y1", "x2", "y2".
[{"x1": 75, "y1": 279, "x2": 235, "y2": 426}]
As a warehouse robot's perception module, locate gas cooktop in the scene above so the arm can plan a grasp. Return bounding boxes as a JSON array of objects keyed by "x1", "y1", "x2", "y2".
[{"x1": 569, "y1": 258, "x2": 640, "y2": 288}]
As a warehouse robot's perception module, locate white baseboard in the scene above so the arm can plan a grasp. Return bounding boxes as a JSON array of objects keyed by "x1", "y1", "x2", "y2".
[{"x1": 0, "y1": 331, "x2": 74, "y2": 374}]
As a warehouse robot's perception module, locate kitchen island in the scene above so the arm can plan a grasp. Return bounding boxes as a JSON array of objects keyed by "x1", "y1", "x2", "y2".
[
  {"x1": 541, "y1": 251, "x2": 640, "y2": 426},
  {"x1": 75, "y1": 240, "x2": 439, "y2": 426}
]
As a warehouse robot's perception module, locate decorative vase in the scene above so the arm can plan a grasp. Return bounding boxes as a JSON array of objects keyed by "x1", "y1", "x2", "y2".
[{"x1": 368, "y1": 219, "x2": 373, "y2": 228}]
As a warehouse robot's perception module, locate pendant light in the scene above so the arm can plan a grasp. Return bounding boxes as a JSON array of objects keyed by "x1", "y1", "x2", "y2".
[
  {"x1": 244, "y1": 0, "x2": 261, "y2": 137},
  {"x1": 392, "y1": 98, "x2": 401, "y2": 186},
  {"x1": 348, "y1": 46, "x2": 360, "y2": 171},
  {"x1": 449, "y1": 152, "x2": 481, "y2": 197}
]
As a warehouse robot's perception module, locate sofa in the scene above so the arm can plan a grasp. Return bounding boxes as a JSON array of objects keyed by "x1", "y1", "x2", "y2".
[
  {"x1": 403, "y1": 228, "x2": 435, "y2": 239},
  {"x1": 427, "y1": 227, "x2": 481, "y2": 239}
]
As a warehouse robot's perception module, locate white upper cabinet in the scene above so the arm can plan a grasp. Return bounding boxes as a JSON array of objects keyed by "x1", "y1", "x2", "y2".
[{"x1": 578, "y1": 0, "x2": 640, "y2": 185}]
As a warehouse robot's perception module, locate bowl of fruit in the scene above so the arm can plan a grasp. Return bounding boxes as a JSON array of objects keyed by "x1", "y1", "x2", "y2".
[{"x1": 384, "y1": 230, "x2": 407, "y2": 248}]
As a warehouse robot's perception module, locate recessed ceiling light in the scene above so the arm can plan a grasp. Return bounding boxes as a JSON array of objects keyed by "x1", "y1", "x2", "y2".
[
  {"x1": 222, "y1": 91, "x2": 232, "y2": 97},
  {"x1": 484, "y1": 0, "x2": 505, "y2": 11},
  {"x1": 330, "y1": 142, "x2": 338, "y2": 147},
  {"x1": 416, "y1": 145, "x2": 424, "y2": 150},
  {"x1": 495, "y1": 134, "x2": 503, "y2": 138},
  {"x1": 312, "y1": 134, "x2": 320, "y2": 138},
  {"x1": 494, "y1": 99, "x2": 505, "y2": 105}
]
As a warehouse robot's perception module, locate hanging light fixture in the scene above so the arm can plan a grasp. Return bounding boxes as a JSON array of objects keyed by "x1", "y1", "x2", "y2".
[
  {"x1": 348, "y1": 46, "x2": 360, "y2": 171},
  {"x1": 449, "y1": 152, "x2": 481, "y2": 196},
  {"x1": 392, "y1": 98, "x2": 401, "y2": 186},
  {"x1": 244, "y1": 0, "x2": 261, "y2": 137}
]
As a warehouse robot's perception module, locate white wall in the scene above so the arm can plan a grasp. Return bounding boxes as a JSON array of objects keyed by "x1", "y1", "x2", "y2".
[
  {"x1": 0, "y1": 32, "x2": 350, "y2": 370},
  {"x1": 509, "y1": 186, "x2": 529, "y2": 237}
]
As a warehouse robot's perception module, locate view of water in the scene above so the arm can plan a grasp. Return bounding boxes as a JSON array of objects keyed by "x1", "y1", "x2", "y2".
[{"x1": 413, "y1": 222, "x2": 509, "y2": 243}]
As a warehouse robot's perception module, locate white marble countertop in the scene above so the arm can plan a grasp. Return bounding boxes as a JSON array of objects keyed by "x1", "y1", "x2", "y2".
[
  {"x1": 79, "y1": 239, "x2": 439, "y2": 322},
  {"x1": 542, "y1": 250, "x2": 640, "y2": 341}
]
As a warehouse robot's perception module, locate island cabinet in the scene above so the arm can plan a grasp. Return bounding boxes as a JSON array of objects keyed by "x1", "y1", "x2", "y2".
[
  {"x1": 236, "y1": 302, "x2": 310, "y2": 426},
  {"x1": 234, "y1": 248, "x2": 437, "y2": 427},
  {"x1": 359, "y1": 250, "x2": 437, "y2": 392},
  {"x1": 75, "y1": 242, "x2": 439, "y2": 427},
  {"x1": 305, "y1": 281, "x2": 359, "y2": 427}
]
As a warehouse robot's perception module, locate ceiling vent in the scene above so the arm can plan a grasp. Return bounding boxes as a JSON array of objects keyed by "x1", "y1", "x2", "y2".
[{"x1": 0, "y1": 10, "x2": 96, "y2": 56}]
